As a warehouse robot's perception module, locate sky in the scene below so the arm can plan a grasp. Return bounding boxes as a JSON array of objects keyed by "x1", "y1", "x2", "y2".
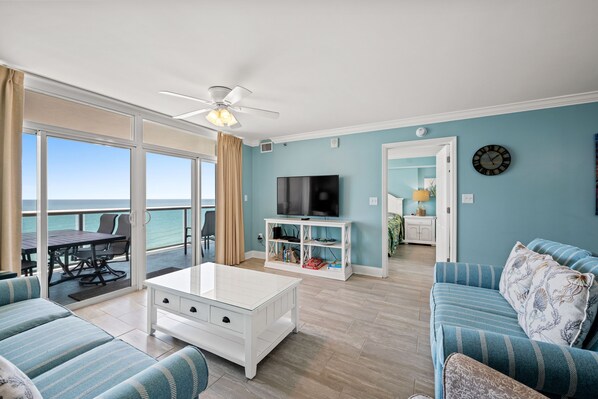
[{"x1": 22, "y1": 134, "x2": 215, "y2": 200}]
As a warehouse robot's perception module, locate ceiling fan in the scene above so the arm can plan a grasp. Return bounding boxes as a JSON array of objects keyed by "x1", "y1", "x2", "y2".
[{"x1": 160, "y1": 86, "x2": 279, "y2": 128}]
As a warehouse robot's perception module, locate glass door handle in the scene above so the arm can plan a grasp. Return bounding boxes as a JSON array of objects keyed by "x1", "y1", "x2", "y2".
[{"x1": 144, "y1": 211, "x2": 152, "y2": 225}]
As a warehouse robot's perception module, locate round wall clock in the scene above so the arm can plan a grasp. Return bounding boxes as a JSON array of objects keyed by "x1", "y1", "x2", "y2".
[{"x1": 472, "y1": 145, "x2": 511, "y2": 176}]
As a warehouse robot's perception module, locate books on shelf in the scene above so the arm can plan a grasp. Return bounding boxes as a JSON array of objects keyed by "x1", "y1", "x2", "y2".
[{"x1": 327, "y1": 262, "x2": 342, "y2": 271}]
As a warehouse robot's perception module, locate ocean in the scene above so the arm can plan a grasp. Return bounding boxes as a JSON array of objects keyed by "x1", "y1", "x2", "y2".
[{"x1": 22, "y1": 199, "x2": 215, "y2": 250}]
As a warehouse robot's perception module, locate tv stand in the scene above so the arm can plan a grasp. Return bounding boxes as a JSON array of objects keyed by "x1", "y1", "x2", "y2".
[{"x1": 264, "y1": 218, "x2": 352, "y2": 281}]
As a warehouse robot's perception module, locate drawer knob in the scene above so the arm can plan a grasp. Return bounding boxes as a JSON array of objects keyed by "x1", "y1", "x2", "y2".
[
  {"x1": 222, "y1": 316, "x2": 230, "y2": 323},
  {"x1": 190, "y1": 307, "x2": 197, "y2": 313},
  {"x1": 162, "y1": 298, "x2": 169, "y2": 304}
]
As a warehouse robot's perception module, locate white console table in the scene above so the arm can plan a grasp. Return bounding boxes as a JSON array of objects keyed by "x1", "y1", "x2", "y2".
[
  {"x1": 403, "y1": 215, "x2": 436, "y2": 245},
  {"x1": 264, "y1": 218, "x2": 352, "y2": 281}
]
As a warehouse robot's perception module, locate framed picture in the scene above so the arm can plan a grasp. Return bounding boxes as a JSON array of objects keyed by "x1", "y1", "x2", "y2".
[
  {"x1": 595, "y1": 134, "x2": 597, "y2": 215},
  {"x1": 424, "y1": 178, "x2": 436, "y2": 197}
]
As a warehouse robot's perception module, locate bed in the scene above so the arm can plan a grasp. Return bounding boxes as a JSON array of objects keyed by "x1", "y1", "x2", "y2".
[{"x1": 387, "y1": 194, "x2": 404, "y2": 257}]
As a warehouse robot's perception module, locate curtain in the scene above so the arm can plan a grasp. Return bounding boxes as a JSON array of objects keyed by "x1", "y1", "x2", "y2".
[
  {"x1": 215, "y1": 132, "x2": 245, "y2": 265},
  {"x1": 0, "y1": 66, "x2": 24, "y2": 275}
]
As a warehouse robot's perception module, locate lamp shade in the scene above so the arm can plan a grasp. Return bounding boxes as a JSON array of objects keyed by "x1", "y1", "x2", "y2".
[{"x1": 412, "y1": 190, "x2": 430, "y2": 202}]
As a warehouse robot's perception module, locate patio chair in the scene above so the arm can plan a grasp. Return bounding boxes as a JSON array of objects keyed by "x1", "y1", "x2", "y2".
[
  {"x1": 184, "y1": 226, "x2": 205, "y2": 257},
  {"x1": 201, "y1": 210, "x2": 216, "y2": 250},
  {"x1": 21, "y1": 253, "x2": 36, "y2": 276},
  {"x1": 77, "y1": 214, "x2": 130, "y2": 285},
  {"x1": 70, "y1": 213, "x2": 118, "y2": 276}
]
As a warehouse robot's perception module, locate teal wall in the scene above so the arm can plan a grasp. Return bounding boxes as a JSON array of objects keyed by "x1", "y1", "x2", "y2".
[
  {"x1": 388, "y1": 157, "x2": 436, "y2": 216},
  {"x1": 243, "y1": 102, "x2": 598, "y2": 267}
]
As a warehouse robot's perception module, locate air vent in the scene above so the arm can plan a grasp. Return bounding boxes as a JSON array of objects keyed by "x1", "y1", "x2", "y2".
[{"x1": 260, "y1": 140, "x2": 273, "y2": 153}]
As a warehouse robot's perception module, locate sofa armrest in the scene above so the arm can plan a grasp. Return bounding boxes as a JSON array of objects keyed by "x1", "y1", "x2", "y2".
[
  {"x1": 95, "y1": 346, "x2": 209, "y2": 399},
  {"x1": 436, "y1": 325, "x2": 598, "y2": 398},
  {"x1": 434, "y1": 262, "x2": 503, "y2": 290},
  {"x1": 443, "y1": 353, "x2": 546, "y2": 398},
  {"x1": 0, "y1": 276, "x2": 41, "y2": 306}
]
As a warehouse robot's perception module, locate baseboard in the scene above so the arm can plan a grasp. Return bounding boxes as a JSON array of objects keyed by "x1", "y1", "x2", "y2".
[
  {"x1": 245, "y1": 250, "x2": 266, "y2": 260},
  {"x1": 352, "y1": 264, "x2": 383, "y2": 277}
]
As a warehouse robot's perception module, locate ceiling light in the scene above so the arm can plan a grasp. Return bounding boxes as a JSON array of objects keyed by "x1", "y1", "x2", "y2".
[{"x1": 206, "y1": 108, "x2": 238, "y2": 127}]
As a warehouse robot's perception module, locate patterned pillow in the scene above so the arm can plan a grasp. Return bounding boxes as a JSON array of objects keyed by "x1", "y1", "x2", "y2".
[
  {"x1": 519, "y1": 261, "x2": 598, "y2": 347},
  {"x1": 499, "y1": 242, "x2": 553, "y2": 314},
  {"x1": 0, "y1": 355, "x2": 42, "y2": 399}
]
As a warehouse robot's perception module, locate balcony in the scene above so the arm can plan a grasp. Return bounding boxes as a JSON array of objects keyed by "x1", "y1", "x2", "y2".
[{"x1": 22, "y1": 205, "x2": 215, "y2": 305}]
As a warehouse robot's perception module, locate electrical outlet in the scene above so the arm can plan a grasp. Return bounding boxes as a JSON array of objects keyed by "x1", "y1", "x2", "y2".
[
  {"x1": 257, "y1": 233, "x2": 264, "y2": 240},
  {"x1": 369, "y1": 197, "x2": 378, "y2": 206},
  {"x1": 462, "y1": 194, "x2": 474, "y2": 204}
]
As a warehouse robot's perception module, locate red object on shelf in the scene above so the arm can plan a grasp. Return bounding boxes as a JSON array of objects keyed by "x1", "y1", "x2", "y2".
[{"x1": 303, "y1": 257, "x2": 326, "y2": 270}]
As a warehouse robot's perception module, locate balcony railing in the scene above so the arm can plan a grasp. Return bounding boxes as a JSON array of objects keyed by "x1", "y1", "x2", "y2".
[{"x1": 22, "y1": 205, "x2": 215, "y2": 251}]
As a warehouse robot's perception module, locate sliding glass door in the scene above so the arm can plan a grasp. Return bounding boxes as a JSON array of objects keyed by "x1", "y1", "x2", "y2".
[
  {"x1": 145, "y1": 152, "x2": 194, "y2": 277},
  {"x1": 46, "y1": 137, "x2": 132, "y2": 305},
  {"x1": 200, "y1": 160, "x2": 216, "y2": 263}
]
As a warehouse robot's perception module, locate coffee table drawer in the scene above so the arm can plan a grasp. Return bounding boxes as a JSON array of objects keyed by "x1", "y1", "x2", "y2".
[
  {"x1": 180, "y1": 298, "x2": 209, "y2": 321},
  {"x1": 154, "y1": 290, "x2": 180, "y2": 312},
  {"x1": 210, "y1": 306, "x2": 243, "y2": 333}
]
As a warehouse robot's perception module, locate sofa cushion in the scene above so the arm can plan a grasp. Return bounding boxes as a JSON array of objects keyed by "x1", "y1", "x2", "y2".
[
  {"x1": 0, "y1": 315, "x2": 113, "y2": 378},
  {"x1": 519, "y1": 261, "x2": 598, "y2": 347},
  {"x1": 527, "y1": 238, "x2": 591, "y2": 267},
  {"x1": 0, "y1": 298, "x2": 71, "y2": 341},
  {"x1": 432, "y1": 283, "x2": 517, "y2": 319},
  {"x1": 32, "y1": 340, "x2": 156, "y2": 399},
  {"x1": 499, "y1": 242, "x2": 553, "y2": 314},
  {"x1": 432, "y1": 303, "x2": 528, "y2": 344},
  {"x1": 0, "y1": 355, "x2": 42, "y2": 399}
]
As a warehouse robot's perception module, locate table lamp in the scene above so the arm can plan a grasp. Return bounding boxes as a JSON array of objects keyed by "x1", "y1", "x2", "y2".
[{"x1": 413, "y1": 189, "x2": 430, "y2": 216}]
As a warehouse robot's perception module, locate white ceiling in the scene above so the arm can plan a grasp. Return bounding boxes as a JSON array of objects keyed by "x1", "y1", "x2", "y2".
[{"x1": 1, "y1": 1, "x2": 598, "y2": 143}]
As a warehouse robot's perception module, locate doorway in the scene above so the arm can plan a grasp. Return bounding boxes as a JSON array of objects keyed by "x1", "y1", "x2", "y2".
[{"x1": 381, "y1": 137, "x2": 457, "y2": 277}]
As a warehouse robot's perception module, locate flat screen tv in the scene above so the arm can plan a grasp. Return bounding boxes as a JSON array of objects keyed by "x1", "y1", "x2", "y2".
[{"x1": 277, "y1": 175, "x2": 339, "y2": 217}]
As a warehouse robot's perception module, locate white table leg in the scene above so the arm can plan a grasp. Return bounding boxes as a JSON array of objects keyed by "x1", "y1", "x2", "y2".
[
  {"x1": 244, "y1": 315, "x2": 257, "y2": 379},
  {"x1": 292, "y1": 287, "x2": 300, "y2": 333},
  {"x1": 147, "y1": 287, "x2": 157, "y2": 335}
]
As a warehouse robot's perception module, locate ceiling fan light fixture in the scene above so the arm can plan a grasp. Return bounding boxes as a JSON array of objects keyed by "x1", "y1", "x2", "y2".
[{"x1": 206, "y1": 108, "x2": 238, "y2": 127}]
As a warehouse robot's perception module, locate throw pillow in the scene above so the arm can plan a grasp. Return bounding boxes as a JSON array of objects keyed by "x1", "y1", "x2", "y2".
[
  {"x1": 519, "y1": 261, "x2": 598, "y2": 347},
  {"x1": 0, "y1": 355, "x2": 42, "y2": 399},
  {"x1": 499, "y1": 242, "x2": 553, "y2": 314}
]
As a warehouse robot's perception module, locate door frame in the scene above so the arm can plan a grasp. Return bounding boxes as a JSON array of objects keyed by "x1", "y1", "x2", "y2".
[{"x1": 381, "y1": 136, "x2": 458, "y2": 278}]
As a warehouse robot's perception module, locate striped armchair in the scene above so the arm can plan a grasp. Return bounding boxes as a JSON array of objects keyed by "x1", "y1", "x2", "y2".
[
  {"x1": 0, "y1": 276, "x2": 209, "y2": 399},
  {"x1": 430, "y1": 239, "x2": 598, "y2": 399}
]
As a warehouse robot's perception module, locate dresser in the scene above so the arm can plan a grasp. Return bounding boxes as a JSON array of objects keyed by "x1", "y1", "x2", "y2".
[{"x1": 403, "y1": 215, "x2": 436, "y2": 245}]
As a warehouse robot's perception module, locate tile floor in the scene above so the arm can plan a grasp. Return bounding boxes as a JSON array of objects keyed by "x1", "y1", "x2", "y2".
[{"x1": 74, "y1": 243, "x2": 436, "y2": 399}]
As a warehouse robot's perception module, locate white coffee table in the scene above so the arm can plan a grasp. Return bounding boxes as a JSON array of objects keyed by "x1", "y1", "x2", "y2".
[{"x1": 144, "y1": 263, "x2": 301, "y2": 379}]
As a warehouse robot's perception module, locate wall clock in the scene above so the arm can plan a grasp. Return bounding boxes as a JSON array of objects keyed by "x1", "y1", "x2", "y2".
[{"x1": 472, "y1": 145, "x2": 511, "y2": 176}]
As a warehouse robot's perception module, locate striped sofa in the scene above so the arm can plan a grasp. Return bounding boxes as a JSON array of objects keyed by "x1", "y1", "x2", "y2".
[
  {"x1": 0, "y1": 276, "x2": 209, "y2": 399},
  {"x1": 431, "y1": 238, "x2": 598, "y2": 399}
]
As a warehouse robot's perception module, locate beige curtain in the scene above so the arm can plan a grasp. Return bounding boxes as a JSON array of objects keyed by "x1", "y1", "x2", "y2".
[
  {"x1": 215, "y1": 132, "x2": 245, "y2": 265},
  {"x1": 0, "y1": 66, "x2": 24, "y2": 275}
]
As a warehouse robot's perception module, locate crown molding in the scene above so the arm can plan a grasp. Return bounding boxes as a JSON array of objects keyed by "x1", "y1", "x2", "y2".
[{"x1": 267, "y1": 91, "x2": 598, "y2": 144}]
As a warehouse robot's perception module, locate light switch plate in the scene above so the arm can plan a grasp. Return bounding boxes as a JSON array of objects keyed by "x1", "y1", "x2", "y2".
[
  {"x1": 462, "y1": 194, "x2": 474, "y2": 204},
  {"x1": 369, "y1": 197, "x2": 378, "y2": 206},
  {"x1": 244, "y1": 195, "x2": 248, "y2": 202},
  {"x1": 331, "y1": 138, "x2": 339, "y2": 148}
]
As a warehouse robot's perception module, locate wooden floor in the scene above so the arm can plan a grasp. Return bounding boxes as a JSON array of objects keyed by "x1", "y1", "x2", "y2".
[{"x1": 75, "y1": 243, "x2": 436, "y2": 399}]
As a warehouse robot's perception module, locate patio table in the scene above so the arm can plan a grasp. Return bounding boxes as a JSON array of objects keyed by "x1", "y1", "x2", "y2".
[{"x1": 21, "y1": 229, "x2": 126, "y2": 286}]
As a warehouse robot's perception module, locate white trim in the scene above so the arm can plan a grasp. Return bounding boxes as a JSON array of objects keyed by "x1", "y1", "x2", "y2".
[
  {"x1": 381, "y1": 137, "x2": 458, "y2": 278},
  {"x1": 259, "y1": 91, "x2": 598, "y2": 145},
  {"x1": 245, "y1": 250, "x2": 266, "y2": 260},
  {"x1": 352, "y1": 264, "x2": 383, "y2": 278}
]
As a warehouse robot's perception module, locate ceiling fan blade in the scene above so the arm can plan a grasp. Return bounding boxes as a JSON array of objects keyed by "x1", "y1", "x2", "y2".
[
  {"x1": 230, "y1": 120, "x2": 242, "y2": 129},
  {"x1": 231, "y1": 105, "x2": 279, "y2": 119},
  {"x1": 173, "y1": 108, "x2": 213, "y2": 119},
  {"x1": 160, "y1": 91, "x2": 212, "y2": 105},
  {"x1": 223, "y1": 86, "x2": 252, "y2": 105}
]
